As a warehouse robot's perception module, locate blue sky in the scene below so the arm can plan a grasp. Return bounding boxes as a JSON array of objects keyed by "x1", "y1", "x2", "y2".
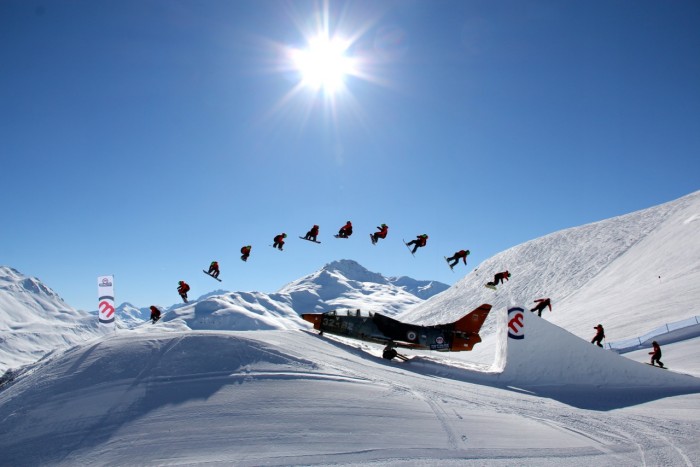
[{"x1": 2, "y1": 0, "x2": 699, "y2": 312}]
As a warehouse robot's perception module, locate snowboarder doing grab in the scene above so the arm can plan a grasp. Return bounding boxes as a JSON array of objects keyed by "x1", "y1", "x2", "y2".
[
  {"x1": 406, "y1": 234, "x2": 429, "y2": 254},
  {"x1": 273, "y1": 233, "x2": 287, "y2": 250},
  {"x1": 591, "y1": 324, "x2": 605, "y2": 347},
  {"x1": 530, "y1": 298, "x2": 551, "y2": 317},
  {"x1": 649, "y1": 341, "x2": 664, "y2": 367},
  {"x1": 371, "y1": 224, "x2": 389, "y2": 244},
  {"x1": 207, "y1": 261, "x2": 220, "y2": 278},
  {"x1": 304, "y1": 225, "x2": 320, "y2": 242},
  {"x1": 446, "y1": 249, "x2": 470, "y2": 268},
  {"x1": 240, "y1": 245, "x2": 251, "y2": 262},
  {"x1": 337, "y1": 221, "x2": 353, "y2": 238},
  {"x1": 486, "y1": 271, "x2": 510, "y2": 287},
  {"x1": 149, "y1": 306, "x2": 161, "y2": 324},
  {"x1": 177, "y1": 281, "x2": 190, "y2": 303}
]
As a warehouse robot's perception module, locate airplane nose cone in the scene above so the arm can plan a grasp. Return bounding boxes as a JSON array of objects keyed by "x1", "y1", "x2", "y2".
[{"x1": 301, "y1": 313, "x2": 321, "y2": 329}]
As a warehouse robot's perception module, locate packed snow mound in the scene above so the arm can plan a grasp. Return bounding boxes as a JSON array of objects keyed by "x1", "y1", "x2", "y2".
[
  {"x1": 400, "y1": 190, "x2": 700, "y2": 342},
  {"x1": 0, "y1": 267, "x2": 104, "y2": 373},
  {"x1": 278, "y1": 259, "x2": 442, "y2": 315}
]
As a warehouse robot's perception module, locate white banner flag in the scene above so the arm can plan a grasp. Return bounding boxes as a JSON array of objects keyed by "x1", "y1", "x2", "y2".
[{"x1": 97, "y1": 275, "x2": 115, "y2": 324}]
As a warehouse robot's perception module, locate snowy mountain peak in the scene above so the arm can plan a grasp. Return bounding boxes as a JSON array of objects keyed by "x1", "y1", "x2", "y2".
[
  {"x1": 0, "y1": 266, "x2": 63, "y2": 301},
  {"x1": 321, "y1": 259, "x2": 388, "y2": 284}
]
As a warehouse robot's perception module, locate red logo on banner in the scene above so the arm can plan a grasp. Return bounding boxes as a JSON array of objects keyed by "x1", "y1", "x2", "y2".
[
  {"x1": 507, "y1": 307, "x2": 525, "y2": 340},
  {"x1": 99, "y1": 300, "x2": 115, "y2": 318}
]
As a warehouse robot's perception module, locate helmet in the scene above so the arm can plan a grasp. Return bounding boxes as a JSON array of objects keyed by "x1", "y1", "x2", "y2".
[
  {"x1": 178, "y1": 281, "x2": 183, "y2": 285},
  {"x1": 424, "y1": 234, "x2": 429, "y2": 239},
  {"x1": 283, "y1": 233, "x2": 287, "y2": 238},
  {"x1": 465, "y1": 250, "x2": 470, "y2": 254},
  {"x1": 247, "y1": 245, "x2": 251, "y2": 249},
  {"x1": 381, "y1": 224, "x2": 386, "y2": 227}
]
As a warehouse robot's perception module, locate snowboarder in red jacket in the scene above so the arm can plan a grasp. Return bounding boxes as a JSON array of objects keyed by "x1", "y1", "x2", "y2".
[
  {"x1": 486, "y1": 270, "x2": 510, "y2": 287},
  {"x1": 371, "y1": 224, "x2": 389, "y2": 244},
  {"x1": 446, "y1": 249, "x2": 470, "y2": 268},
  {"x1": 591, "y1": 324, "x2": 605, "y2": 347},
  {"x1": 273, "y1": 233, "x2": 287, "y2": 250},
  {"x1": 150, "y1": 306, "x2": 161, "y2": 324},
  {"x1": 337, "y1": 221, "x2": 353, "y2": 238},
  {"x1": 530, "y1": 298, "x2": 551, "y2": 317},
  {"x1": 177, "y1": 281, "x2": 190, "y2": 303},
  {"x1": 649, "y1": 341, "x2": 664, "y2": 367},
  {"x1": 304, "y1": 225, "x2": 320, "y2": 242},
  {"x1": 406, "y1": 234, "x2": 428, "y2": 254},
  {"x1": 207, "y1": 261, "x2": 220, "y2": 278},
  {"x1": 240, "y1": 245, "x2": 251, "y2": 262}
]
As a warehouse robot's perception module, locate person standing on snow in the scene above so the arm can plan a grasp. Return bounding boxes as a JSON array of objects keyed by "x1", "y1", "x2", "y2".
[
  {"x1": 273, "y1": 233, "x2": 287, "y2": 250},
  {"x1": 371, "y1": 224, "x2": 389, "y2": 244},
  {"x1": 530, "y1": 298, "x2": 552, "y2": 317},
  {"x1": 591, "y1": 324, "x2": 605, "y2": 347},
  {"x1": 207, "y1": 261, "x2": 220, "y2": 278},
  {"x1": 177, "y1": 281, "x2": 190, "y2": 303},
  {"x1": 240, "y1": 245, "x2": 251, "y2": 262},
  {"x1": 304, "y1": 225, "x2": 320, "y2": 242},
  {"x1": 406, "y1": 234, "x2": 429, "y2": 254},
  {"x1": 649, "y1": 341, "x2": 664, "y2": 367},
  {"x1": 150, "y1": 306, "x2": 161, "y2": 324},
  {"x1": 337, "y1": 221, "x2": 353, "y2": 238},
  {"x1": 446, "y1": 249, "x2": 470, "y2": 268}
]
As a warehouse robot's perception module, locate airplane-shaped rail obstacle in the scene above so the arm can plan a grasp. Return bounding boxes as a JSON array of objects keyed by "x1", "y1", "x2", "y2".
[{"x1": 301, "y1": 303, "x2": 492, "y2": 361}]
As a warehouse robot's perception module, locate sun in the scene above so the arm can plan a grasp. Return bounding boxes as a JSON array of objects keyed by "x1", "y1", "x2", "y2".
[{"x1": 290, "y1": 35, "x2": 355, "y2": 95}]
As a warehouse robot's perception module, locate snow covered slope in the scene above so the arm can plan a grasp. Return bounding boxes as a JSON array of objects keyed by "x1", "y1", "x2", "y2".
[
  {"x1": 0, "y1": 267, "x2": 102, "y2": 372},
  {"x1": 401, "y1": 190, "x2": 700, "y2": 343}
]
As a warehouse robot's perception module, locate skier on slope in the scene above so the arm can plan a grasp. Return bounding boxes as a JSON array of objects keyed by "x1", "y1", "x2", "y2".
[
  {"x1": 530, "y1": 298, "x2": 552, "y2": 317},
  {"x1": 304, "y1": 225, "x2": 320, "y2": 242},
  {"x1": 591, "y1": 324, "x2": 605, "y2": 347},
  {"x1": 486, "y1": 270, "x2": 510, "y2": 287},
  {"x1": 149, "y1": 306, "x2": 161, "y2": 324},
  {"x1": 177, "y1": 281, "x2": 190, "y2": 303},
  {"x1": 207, "y1": 261, "x2": 220, "y2": 278},
  {"x1": 649, "y1": 341, "x2": 664, "y2": 368},
  {"x1": 337, "y1": 221, "x2": 353, "y2": 238},
  {"x1": 273, "y1": 233, "x2": 287, "y2": 250},
  {"x1": 240, "y1": 245, "x2": 252, "y2": 262},
  {"x1": 446, "y1": 249, "x2": 470, "y2": 268},
  {"x1": 371, "y1": 224, "x2": 389, "y2": 244},
  {"x1": 406, "y1": 234, "x2": 429, "y2": 254}
]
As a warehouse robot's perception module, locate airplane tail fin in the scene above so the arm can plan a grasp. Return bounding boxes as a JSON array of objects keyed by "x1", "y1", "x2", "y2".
[{"x1": 449, "y1": 303, "x2": 492, "y2": 351}]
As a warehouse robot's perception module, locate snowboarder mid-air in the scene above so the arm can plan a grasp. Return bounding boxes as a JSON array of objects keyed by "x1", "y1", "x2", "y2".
[
  {"x1": 337, "y1": 221, "x2": 353, "y2": 238},
  {"x1": 486, "y1": 270, "x2": 510, "y2": 287},
  {"x1": 177, "y1": 281, "x2": 190, "y2": 303},
  {"x1": 371, "y1": 224, "x2": 389, "y2": 244},
  {"x1": 530, "y1": 298, "x2": 551, "y2": 317},
  {"x1": 649, "y1": 341, "x2": 664, "y2": 367},
  {"x1": 304, "y1": 225, "x2": 320, "y2": 242},
  {"x1": 591, "y1": 324, "x2": 605, "y2": 347},
  {"x1": 406, "y1": 234, "x2": 429, "y2": 254},
  {"x1": 273, "y1": 233, "x2": 287, "y2": 250},
  {"x1": 446, "y1": 249, "x2": 470, "y2": 268},
  {"x1": 207, "y1": 261, "x2": 220, "y2": 278},
  {"x1": 240, "y1": 245, "x2": 251, "y2": 262},
  {"x1": 149, "y1": 306, "x2": 161, "y2": 324}
]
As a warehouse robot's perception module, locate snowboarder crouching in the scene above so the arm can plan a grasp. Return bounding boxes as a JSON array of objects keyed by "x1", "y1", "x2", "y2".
[
  {"x1": 371, "y1": 224, "x2": 389, "y2": 244},
  {"x1": 406, "y1": 234, "x2": 429, "y2": 254},
  {"x1": 530, "y1": 298, "x2": 551, "y2": 317},
  {"x1": 207, "y1": 261, "x2": 220, "y2": 278},
  {"x1": 337, "y1": 221, "x2": 353, "y2": 238},
  {"x1": 447, "y1": 249, "x2": 470, "y2": 268},
  {"x1": 304, "y1": 225, "x2": 320, "y2": 242},
  {"x1": 649, "y1": 341, "x2": 664, "y2": 367},
  {"x1": 150, "y1": 306, "x2": 161, "y2": 324},
  {"x1": 591, "y1": 324, "x2": 605, "y2": 347},
  {"x1": 273, "y1": 233, "x2": 287, "y2": 250},
  {"x1": 486, "y1": 270, "x2": 510, "y2": 287},
  {"x1": 177, "y1": 281, "x2": 190, "y2": 303},
  {"x1": 240, "y1": 245, "x2": 251, "y2": 262}
]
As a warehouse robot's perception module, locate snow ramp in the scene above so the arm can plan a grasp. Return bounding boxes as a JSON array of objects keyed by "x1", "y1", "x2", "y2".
[{"x1": 480, "y1": 306, "x2": 700, "y2": 409}]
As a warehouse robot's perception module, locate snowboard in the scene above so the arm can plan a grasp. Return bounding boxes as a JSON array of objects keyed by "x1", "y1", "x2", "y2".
[
  {"x1": 203, "y1": 270, "x2": 222, "y2": 282},
  {"x1": 370, "y1": 233, "x2": 376, "y2": 245},
  {"x1": 444, "y1": 257, "x2": 455, "y2": 272},
  {"x1": 299, "y1": 236, "x2": 321, "y2": 244},
  {"x1": 646, "y1": 363, "x2": 668, "y2": 369},
  {"x1": 485, "y1": 284, "x2": 497, "y2": 290},
  {"x1": 403, "y1": 239, "x2": 415, "y2": 257},
  {"x1": 270, "y1": 245, "x2": 284, "y2": 251},
  {"x1": 334, "y1": 234, "x2": 350, "y2": 239}
]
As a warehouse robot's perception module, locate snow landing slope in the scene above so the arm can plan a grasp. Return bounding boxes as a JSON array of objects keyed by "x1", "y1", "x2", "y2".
[
  {"x1": 401, "y1": 190, "x2": 700, "y2": 342},
  {"x1": 1, "y1": 305, "x2": 699, "y2": 465}
]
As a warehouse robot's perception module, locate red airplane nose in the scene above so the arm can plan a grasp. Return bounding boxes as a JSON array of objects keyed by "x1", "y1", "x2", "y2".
[{"x1": 301, "y1": 313, "x2": 321, "y2": 329}]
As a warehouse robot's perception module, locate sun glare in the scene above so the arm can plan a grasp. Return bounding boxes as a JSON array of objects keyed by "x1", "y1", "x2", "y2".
[{"x1": 291, "y1": 35, "x2": 354, "y2": 95}]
